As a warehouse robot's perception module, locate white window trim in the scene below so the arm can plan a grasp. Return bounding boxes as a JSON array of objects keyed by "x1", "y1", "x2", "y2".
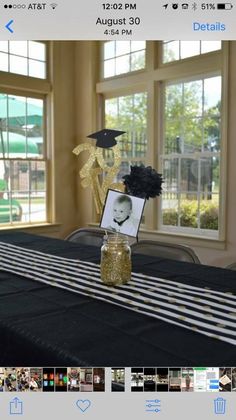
[
  {"x1": 98, "y1": 41, "x2": 228, "y2": 242},
  {"x1": 0, "y1": 41, "x2": 51, "y2": 227}
]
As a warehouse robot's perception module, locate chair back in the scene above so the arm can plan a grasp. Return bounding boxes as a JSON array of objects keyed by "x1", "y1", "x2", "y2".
[
  {"x1": 225, "y1": 262, "x2": 236, "y2": 270},
  {"x1": 65, "y1": 227, "x2": 107, "y2": 247},
  {"x1": 131, "y1": 240, "x2": 200, "y2": 263},
  {"x1": 66, "y1": 227, "x2": 137, "y2": 247}
]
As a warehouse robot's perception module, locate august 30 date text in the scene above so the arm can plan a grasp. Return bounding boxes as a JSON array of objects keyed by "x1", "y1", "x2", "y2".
[{"x1": 96, "y1": 17, "x2": 140, "y2": 26}]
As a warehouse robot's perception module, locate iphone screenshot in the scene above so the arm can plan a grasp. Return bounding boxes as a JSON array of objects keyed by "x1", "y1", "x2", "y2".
[{"x1": 0, "y1": 1, "x2": 236, "y2": 419}]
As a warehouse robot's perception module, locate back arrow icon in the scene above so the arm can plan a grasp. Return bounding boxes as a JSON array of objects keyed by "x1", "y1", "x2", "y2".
[{"x1": 5, "y1": 19, "x2": 14, "y2": 33}]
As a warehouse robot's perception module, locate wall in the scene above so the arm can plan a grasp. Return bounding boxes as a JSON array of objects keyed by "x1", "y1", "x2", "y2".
[
  {"x1": 50, "y1": 42, "x2": 78, "y2": 239},
  {"x1": 73, "y1": 41, "x2": 100, "y2": 229}
]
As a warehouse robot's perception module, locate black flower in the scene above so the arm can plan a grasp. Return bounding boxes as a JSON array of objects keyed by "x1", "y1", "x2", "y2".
[{"x1": 122, "y1": 165, "x2": 163, "y2": 200}]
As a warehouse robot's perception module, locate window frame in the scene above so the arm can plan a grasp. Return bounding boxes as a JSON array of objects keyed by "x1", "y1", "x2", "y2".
[
  {"x1": 0, "y1": 41, "x2": 51, "y2": 227},
  {"x1": 97, "y1": 41, "x2": 228, "y2": 242},
  {"x1": 0, "y1": 40, "x2": 47, "y2": 79},
  {"x1": 162, "y1": 40, "x2": 222, "y2": 64},
  {"x1": 100, "y1": 41, "x2": 147, "y2": 81},
  {"x1": 103, "y1": 90, "x2": 148, "y2": 169},
  {"x1": 157, "y1": 44, "x2": 228, "y2": 241},
  {"x1": 159, "y1": 72, "x2": 222, "y2": 239}
]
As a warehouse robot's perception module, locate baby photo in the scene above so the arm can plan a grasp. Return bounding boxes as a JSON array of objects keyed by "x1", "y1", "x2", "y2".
[{"x1": 100, "y1": 189, "x2": 145, "y2": 237}]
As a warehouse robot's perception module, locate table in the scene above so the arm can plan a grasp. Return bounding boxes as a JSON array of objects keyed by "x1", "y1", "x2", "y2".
[{"x1": 0, "y1": 231, "x2": 236, "y2": 366}]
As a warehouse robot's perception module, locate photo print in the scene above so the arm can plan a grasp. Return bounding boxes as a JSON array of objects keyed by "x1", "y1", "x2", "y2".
[{"x1": 100, "y1": 189, "x2": 145, "y2": 238}]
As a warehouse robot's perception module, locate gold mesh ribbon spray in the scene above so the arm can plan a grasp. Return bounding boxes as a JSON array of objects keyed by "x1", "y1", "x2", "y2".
[{"x1": 73, "y1": 143, "x2": 124, "y2": 214}]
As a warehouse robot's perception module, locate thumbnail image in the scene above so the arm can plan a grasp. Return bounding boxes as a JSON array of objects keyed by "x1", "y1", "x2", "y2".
[
  {"x1": 17, "y1": 368, "x2": 30, "y2": 391},
  {"x1": 219, "y1": 368, "x2": 231, "y2": 392},
  {"x1": 55, "y1": 368, "x2": 67, "y2": 392},
  {"x1": 169, "y1": 368, "x2": 181, "y2": 392},
  {"x1": 0, "y1": 368, "x2": 4, "y2": 392},
  {"x1": 5, "y1": 368, "x2": 17, "y2": 392},
  {"x1": 111, "y1": 368, "x2": 125, "y2": 392},
  {"x1": 131, "y1": 368, "x2": 144, "y2": 392},
  {"x1": 232, "y1": 368, "x2": 236, "y2": 391},
  {"x1": 206, "y1": 367, "x2": 219, "y2": 392},
  {"x1": 29, "y1": 368, "x2": 43, "y2": 391},
  {"x1": 93, "y1": 368, "x2": 105, "y2": 392},
  {"x1": 43, "y1": 368, "x2": 55, "y2": 392},
  {"x1": 68, "y1": 368, "x2": 80, "y2": 391},
  {"x1": 156, "y1": 368, "x2": 169, "y2": 392},
  {"x1": 80, "y1": 368, "x2": 93, "y2": 392},
  {"x1": 193, "y1": 367, "x2": 207, "y2": 392},
  {"x1": 144, "y1": 368, "x2": 156, "y2": 392},
  {"x1": 181, "y1": 368, "x2": 194, "y2": 392}
]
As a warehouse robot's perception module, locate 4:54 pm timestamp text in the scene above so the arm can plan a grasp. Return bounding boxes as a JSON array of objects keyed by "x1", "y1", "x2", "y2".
[{"x1": 104, "y1": 29, "x2": 133, "y2": 35}]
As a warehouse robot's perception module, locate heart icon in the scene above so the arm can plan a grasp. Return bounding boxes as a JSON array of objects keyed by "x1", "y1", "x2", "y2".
[{"x1": 76, "y1": 399, "x2": 91, "y2": 412}]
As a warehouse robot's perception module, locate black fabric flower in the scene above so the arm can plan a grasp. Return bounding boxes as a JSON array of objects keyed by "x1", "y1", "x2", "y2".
[{"x1": 122, "y1": 165, "x2": 163, "y2": 200}]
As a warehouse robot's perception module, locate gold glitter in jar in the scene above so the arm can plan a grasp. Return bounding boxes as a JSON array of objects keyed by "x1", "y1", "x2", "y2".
[{"x1": 100, "y1": 234, "x2": 132, "y2": 286}]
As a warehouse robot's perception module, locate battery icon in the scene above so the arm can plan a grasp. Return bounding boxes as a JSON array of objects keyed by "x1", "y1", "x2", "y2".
[{"x1": 217, "y1": 3, "x2": 233, "y2": 9}]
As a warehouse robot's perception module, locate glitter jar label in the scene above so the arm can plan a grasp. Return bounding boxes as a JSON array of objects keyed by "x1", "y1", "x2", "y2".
[{"x1": 100, "y1": 234, "x2": 131, "y2": 286}]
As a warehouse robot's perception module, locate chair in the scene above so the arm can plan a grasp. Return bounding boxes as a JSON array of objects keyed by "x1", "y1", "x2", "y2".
[
  {"x1": 131, "y1": 240, "x2": 200, "y2": 263},
  {"x1": 65, "y1": 227, "x2": 137, "y2": 247},
  {"x1": 65, "y1": 227, "x2": 107, "y2": 247},
  {"x1": 225, "y1": 262, "x2": 236, "y2": 270}
]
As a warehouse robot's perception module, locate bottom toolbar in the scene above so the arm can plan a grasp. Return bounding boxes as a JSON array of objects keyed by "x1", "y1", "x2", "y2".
[{"x1": 0, "y1": 392, "x2": 235, "y2": 419}]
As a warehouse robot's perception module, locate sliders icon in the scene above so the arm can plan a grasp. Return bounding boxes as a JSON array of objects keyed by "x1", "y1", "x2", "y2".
[{"x1": 145, "y1": 399, "x2": 161, "y2": 413}]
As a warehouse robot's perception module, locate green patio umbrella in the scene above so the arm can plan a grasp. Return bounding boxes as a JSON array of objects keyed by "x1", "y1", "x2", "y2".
[
  {"x1": 0, "y1": 132, "x2": 39, "y2": 156},
  {"x1": 0, "y1": 131, "x2": 39, "y2": 182},
  {"x1": 0, "y1": 93, "x2": 42, "y2": 174},
  {"x1": 0, "y1": 94, "x2": 43, "y2": 127}
]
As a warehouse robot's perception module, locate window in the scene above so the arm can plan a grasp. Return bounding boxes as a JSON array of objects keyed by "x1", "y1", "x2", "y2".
[
  {"x1": 104, "y1": 92, "x2": 147, "y2": 180},
  {"x1": 103, "y1": 41, "x2": 146, "y2": 78},
  {"x1": 0, "y1": 41, "x2": 48, "y2": 226},
  {"x1": 0, "y1": 94, "x2": 46, "y2": 224},
  {"x1": 98, "y1": 41, "x2": 225, "y2": 239},
  {"x1": 163, "y1": 41, "x2": 221, "y2": 63},
  {"x1": 0, "y1": 41, "x2": 46, "y2": 78},
  {"x1": 161, "y1": 76, "x2": 221, "y2": 236}
]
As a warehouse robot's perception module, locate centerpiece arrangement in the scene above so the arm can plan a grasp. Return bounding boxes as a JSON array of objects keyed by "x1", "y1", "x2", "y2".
[{"x1": 73, "y1": 128, "x2": 163, "y2": 286}]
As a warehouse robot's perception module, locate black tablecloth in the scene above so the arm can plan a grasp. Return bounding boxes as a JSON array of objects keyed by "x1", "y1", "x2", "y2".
[{"x1": 0, "y1": 231, "x2": 236, "y2": 366}]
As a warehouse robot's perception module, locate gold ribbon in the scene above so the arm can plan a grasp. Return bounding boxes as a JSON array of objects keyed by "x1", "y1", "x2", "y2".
[{"x1": 73, "y1": 143, "x2": 124, "y2": 214}]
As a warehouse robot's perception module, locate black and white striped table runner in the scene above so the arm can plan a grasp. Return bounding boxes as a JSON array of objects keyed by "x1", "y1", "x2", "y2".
[{"x1": 0, "y1": 241, "x2": 236, "y2": 346}]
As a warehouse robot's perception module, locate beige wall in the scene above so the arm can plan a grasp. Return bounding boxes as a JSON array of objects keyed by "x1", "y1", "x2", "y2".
[
  {"x1": 73, "y1": 41, "x2": 100, "y2": 230},
  {"x1": 48, "y1": 41, "x2": 100, "y2": 238}
]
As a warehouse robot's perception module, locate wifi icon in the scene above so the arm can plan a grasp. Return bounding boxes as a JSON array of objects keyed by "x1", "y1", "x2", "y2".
[{"x1": 50, "y1": 3, "x2": 58, "y2": 9}]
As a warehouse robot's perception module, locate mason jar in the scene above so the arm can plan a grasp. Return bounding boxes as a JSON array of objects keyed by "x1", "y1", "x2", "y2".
[{"x1": 100, "y1": 234, "x2": 132, "y2": 286}]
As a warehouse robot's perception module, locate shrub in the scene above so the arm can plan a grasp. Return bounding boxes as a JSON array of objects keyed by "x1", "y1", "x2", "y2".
[
  {"x1": 200, "y1": 202, "x2": 218, "y2": 230},
  {"x1": 163, "y1": 200, "x2": 218, "y2": 230},
  {"x1": 180, "y1": 201, "x2": 198, "y2": 228},
  {"x1": 162, "y1": 209, "x2": 178, "y2": 226}
]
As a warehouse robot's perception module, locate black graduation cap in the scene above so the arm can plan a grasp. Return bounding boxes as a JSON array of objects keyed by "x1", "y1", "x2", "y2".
[{"x1": 87, "y1": 128, "x2": 126, "y2": 148}]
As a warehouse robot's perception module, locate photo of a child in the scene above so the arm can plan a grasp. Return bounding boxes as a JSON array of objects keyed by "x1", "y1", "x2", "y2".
[{"x1": 100, "y1": 189, "x2": 145, "y2": 237}]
